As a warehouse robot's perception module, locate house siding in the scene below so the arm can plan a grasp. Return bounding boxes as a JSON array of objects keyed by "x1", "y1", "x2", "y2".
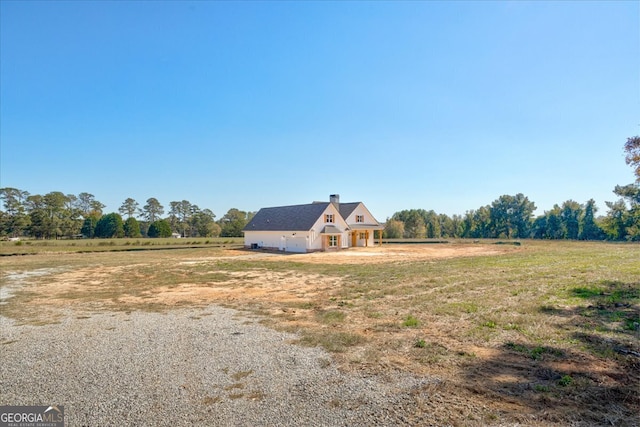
[
  {"x1": 343, "y1": 203, "x2": 379, "y2": 247},
  {"x1": 309, "y1": 204, "x2": 349, "y2": 250},
  {"x1": 244, "y1": 197, "x2": 380, "y2": 252},
  {"x1": 244, "y1": 204, "x2": 350, "y2": 252}
]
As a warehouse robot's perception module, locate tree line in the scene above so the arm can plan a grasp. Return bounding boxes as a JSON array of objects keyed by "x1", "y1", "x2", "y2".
[
  {"x1": 2, "y1": 138, "x2": 638, "y2": 242},
  {"x1": 385, "y1": 137, "x2": 640, "y2": 241},
  {"x1": 384, "y1": 195, "x2": 630, "y2": 240},
  {"x1": 0, "y1": 191, "x2": 254, "y2": 239}
]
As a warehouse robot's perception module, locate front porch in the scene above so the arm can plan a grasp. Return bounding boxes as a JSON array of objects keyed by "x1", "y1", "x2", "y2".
[{"x1": 348, "y1": 225, "x2": 385, "y2": 248}]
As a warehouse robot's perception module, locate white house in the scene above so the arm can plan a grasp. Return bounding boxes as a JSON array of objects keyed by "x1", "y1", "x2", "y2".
[{"x1": 243, "y1": 194, "x2": 384, "y2": 253}]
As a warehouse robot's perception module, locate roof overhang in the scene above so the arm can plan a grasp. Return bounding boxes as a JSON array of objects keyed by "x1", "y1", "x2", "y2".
[
  {"x1": 320, "y1": 225, "x2": 344, "y2": 235},
  {"x1": 348, "y1": 224, "x2": 385, "y2": 230}
]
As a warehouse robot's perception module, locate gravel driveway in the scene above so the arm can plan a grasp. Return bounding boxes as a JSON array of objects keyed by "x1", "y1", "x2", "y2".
[{"x1": 0, "y1": 306, "x2": 435, "y2": 426}]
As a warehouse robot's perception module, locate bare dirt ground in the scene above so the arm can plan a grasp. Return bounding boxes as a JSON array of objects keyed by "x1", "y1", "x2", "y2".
[
  {"x1": 1, "y1": 242, "x2": 637, "y2": 426},
  {"x1": 17, "y1": 244, "x2": 516, "y2": 312},
  {"x1": 218, "y1": 243, "x2": 513, "y2": 264}
]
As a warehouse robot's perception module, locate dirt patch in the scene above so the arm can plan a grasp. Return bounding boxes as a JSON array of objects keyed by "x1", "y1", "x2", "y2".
[
  {"x1": 0, "y1": 268, "x2": 64, "y2": 303},
  {"x1": 118, "y1": 270, "x2": 339, "y2": 308},
  {"x1": 239, "y1": 244, "x2": 519, "y2": 265}
]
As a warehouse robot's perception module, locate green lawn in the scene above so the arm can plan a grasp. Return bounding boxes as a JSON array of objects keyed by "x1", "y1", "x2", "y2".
[{"x1": 0, "y1": 237, "x2": 244, "y2": 255}]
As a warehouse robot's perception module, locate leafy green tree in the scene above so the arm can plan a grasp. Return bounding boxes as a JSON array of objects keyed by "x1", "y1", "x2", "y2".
[
  {"x1": 603, "y1": 184, "x2": 640, "y2": 241},
  {"x1": 391, "y1": 209, "x2": 427, "y2": 238},
  {"x1": 0, "y1": 211, "x2": 9, "y2": 238},
  {"x1": 168, "y1": 201, "x2": 180, "y2": 231},
  {"x1": 560, "y1": 200, "x2": 582, "y2": 240},
  {"x1": 383, "y1": 218, "x2": 405, "y2": 238},
  {"x1": 143, "y1": 198, "x2": 164, "y2": 223},
  {"x1": 60, "y1": 194, "x2": 83, "y2": 238},
  {"x1": 602, "y1": 200, "x2": 628, "y2": 240},
  {"x1": 219, "y1": 208, "x2": 251, "y2": 237},
  {"x1": 138, "y1": 221, "x2": 150, "y2": 238},
  {"x1": 490, "y1": 194, "x2": 536, "y2": 238},
  {"x1": 77, "y1": 192, "x2": 105, "y2": 217},
  {"x1": 471, "y1": 205, "x2": 492, "y2": 238},
  {"x1": 624, "y1": 136, "x2": 640, "y2": 181},
  {"x1": 407, "y1": 214, "x2": 427, "y2": 238},
  {"x1": 169, "y1": 200, "x2": 194, "y2": 237},
  {"x1": 438, "y1": 213, "x2": 460, "y2": 238},
  {"x1": 603, "y1": 138, "x2": 640, "y2": 240},
  {"x1": 43, "y1": 192, "x2": 69, "y2": 239},
  {"x1": 579, "y1": 199, "x2": 604, "y2": 240},
  {"x1": 180, "y1": 201, "x2": 194, "y2": 234},
  {"x1": 613, "y1": 183, "x2": 640, "y2": 205},
  {"x1": 190, "y1": 208, "x2": 217, "y2": 237},
  {"x1": 25, "y1": 195, "x2": 47, "y2": 239},
  {"x1": 119, "y1": 198, "x2": 140, "y2": 219},
  {"x1": 124, "y1": 217, "x2": 142, "y2": 238},
  {"x1": 461, "y1": 211, "x2": 474, "y2": 238},
  {"x1": 450, "y1": 214, "x2": 463, "y2": 238},
  {"x1": 81, "y1": 216, "x2": 98, "y2": 238},
  {"x1": 531, "y1": 215, "x2": 548, "y2": 239},
  {"x1": 148, "y1": 219, "x2": 172, "y2": 238},
  {"x1": 545, "y1": 205, "x2": 564, "y2": 239},
  {"x1": 94, "y1": 213, "x2": 124, "y2": 238},
  {"x1": 23, "y1": 191, "x2": 71, "y2": 239},
  {"x1": 0, "y1": 187, "x2": 31, "y2": 237},
  {"x1": 423, "y1": 210, "x2": 439, "y2": 238}
]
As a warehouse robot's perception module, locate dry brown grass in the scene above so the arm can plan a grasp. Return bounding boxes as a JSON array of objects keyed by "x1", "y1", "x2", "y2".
[{"x1": 1, "y1": 241, "x2": 638, "y2": 426}]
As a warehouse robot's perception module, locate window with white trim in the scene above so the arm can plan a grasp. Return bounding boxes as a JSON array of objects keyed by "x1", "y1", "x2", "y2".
[
  {"x1": 356, "y1": 215, "x2": 364, "y2": 223},
  {"x1": 328, "y1": 235, "x2": 338, "y2": 247},
  {"x1": 325, "y1": 214, "x2": 334, "y2": 223}
]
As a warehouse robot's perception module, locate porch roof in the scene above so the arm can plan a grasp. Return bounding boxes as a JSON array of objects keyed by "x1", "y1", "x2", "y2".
[
  {"x1": 320, "y1": 225, "x2": 343, "y2": 235},
  {"x1": 349, "y1": 224, "x2": 385, "y2": 230}
]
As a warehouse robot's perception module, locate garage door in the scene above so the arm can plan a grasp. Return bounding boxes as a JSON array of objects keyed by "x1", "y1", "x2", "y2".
[{"x1": 285, "y1": 237, "x2": 307, "y2": 253}]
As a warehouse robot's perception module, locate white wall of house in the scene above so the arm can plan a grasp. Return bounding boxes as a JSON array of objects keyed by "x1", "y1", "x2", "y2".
[
  {"x1": 343, "y1": 203, "x2": 379, "y2": 247},
  {"x1": 342, "y1": 203, "x2": 374, "y2": 225},
  {"x1": 308, "y1": 203, "x2": 349, "y2": 250},
  {"x1": 244, "y1": 230, "x2": 308, "y2": 251},
  {"x1": 245, "y1": 230, "x2": 325, "y2": 253},
  {"x1": 245, "y1": 204, "x2": 351, "y2": 252},
  {"x1": 245, "y1": 202, "x2": 379, "y2": 252}
]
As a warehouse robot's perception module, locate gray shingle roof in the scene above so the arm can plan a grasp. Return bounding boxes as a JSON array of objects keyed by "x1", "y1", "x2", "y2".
[
  {"x1": 243, "y1": 200, "x2": 381, "y2": 232},
  {"x1": 243, "y1": 202, "x2": 331, "y2": 232},
  {"x1": 338, "y1": 202, "x2": 360, "y2": 219}
]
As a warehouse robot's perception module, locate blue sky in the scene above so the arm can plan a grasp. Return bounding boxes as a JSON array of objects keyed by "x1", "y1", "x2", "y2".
[{"x1": 1, "y1": 1, "x2": 638, "y2": 220}]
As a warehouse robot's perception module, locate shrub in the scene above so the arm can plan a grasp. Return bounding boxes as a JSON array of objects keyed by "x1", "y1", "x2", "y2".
[
  {"x1": 148, "y1": 220, "x2": 172, "y2": 238},
  {"x1": 403, "y1": 315, "x2": 419, "y2": 327},
  {"x1": 124, "y1": 217, "x2": 142, "y2": 238},
  {"x1": 482, "y1": 321, "x2": 496, "y2": 328},
  {"x1": 94, "y1": 213, "x2": 125, "y2": 238},
  {"x1": 558, "y1": 375, "x2": 573, "y2": 387}
]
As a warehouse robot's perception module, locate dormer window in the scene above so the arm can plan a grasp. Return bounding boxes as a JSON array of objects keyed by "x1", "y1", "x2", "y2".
[
  {"x1": 325, "y1": 214, "x2": 334, "y2": 223},
  {"x1": 356, "y1": 215, "x2": 364, "y2": 223}
]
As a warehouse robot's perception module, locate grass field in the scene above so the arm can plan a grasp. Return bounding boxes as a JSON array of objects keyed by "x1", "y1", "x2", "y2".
[
  {"x1": 1, "y1": 240, "x2": 638, "y2": 425},
  {"x1": 0, "y1": 237, "x2": 244, "y2": 255}
]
